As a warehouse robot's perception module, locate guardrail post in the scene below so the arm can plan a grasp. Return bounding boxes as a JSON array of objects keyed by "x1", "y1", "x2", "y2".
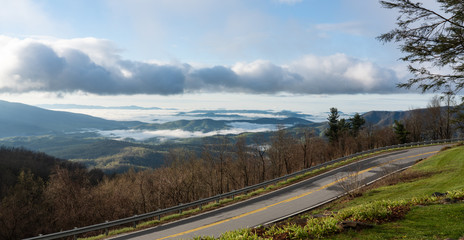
[
  {"x1": 199, "y1": 204, "x2": 202, "y2": 210},
  {"x1": 73, "y1": 227, "x2": 77, "y2": 240},
  {"x1": 158, "y1": 215, "x2": 161, "y2": 221},
  {"x1": 133, "y1": 215, "x2": 137, "y2": 228},
  {"x1": 105, "y1": 220, "x2": 109, "y2": 235}
]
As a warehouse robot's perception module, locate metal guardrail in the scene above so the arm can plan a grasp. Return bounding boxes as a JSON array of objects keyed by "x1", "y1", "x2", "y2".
[{"x1": 24, "y1": 138, "x2": 463, "y2": 240}]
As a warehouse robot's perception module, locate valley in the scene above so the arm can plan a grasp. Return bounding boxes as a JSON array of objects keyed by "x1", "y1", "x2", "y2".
[{"x1": 0, "y1": 100, "x2": 411, "y2": 173}]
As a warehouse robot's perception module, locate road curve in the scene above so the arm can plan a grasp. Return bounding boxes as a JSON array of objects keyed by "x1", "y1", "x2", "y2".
[{"x1": 110, "y1": 145, "x2": 445, "y2": 240}]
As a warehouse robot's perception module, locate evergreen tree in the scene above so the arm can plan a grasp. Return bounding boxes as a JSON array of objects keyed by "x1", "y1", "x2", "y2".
[
  {"x1": 338, "y1": 118, "x2": 350, "y2": 134},
  {"x1": 325, "y1": 107, "x2": 340, "y2": 143},
  {"x1": 349, "y1": 113, "x2": 366, "y2": 137},
  {"x1": 394, "y1": 120, "x2": 409, "y2": 144},
  {"x1": 378, "y1": 0, "x2": 464, "y2": 95}
]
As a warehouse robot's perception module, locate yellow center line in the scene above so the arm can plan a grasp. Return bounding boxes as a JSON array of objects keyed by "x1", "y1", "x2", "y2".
[{"x1": 156, "y1": 150, "x2": 438, "y2": 240}]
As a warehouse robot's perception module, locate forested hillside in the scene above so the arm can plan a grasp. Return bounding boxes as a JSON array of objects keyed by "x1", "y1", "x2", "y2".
[{"x1": 0, "y1": 147, "x2": 103, "y2": 199}]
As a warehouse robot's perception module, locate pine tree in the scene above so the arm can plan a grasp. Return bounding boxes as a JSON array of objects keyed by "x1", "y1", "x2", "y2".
[
  {"x1": 325, "y1": 107, "x2": 340, "y2": 143},
  {"x1": 378, "y1": 0, "x2": 464, "y2": 95},
  {"x1": 349, "y1": 113, "x2": 366, "y2": 137},
  {"x1": 394, "y1": 120, "x2": 410, "y2": 144}
]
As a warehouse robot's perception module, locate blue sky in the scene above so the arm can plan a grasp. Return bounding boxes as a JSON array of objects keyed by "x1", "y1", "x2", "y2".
[
  {"x1": 20, "y1": 0, "x2": 398, "y2": 64},
  {"x1": 0, "y1": 0, "x2": 444, "y2": 117}
]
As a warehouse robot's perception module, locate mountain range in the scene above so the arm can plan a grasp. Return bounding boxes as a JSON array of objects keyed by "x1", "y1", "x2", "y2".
[
  {"x1": 0, "y1": 99, "x2": 412, "y2": 172},
  {"x1": 0, "y1": 99, "x2": 410, "y2": 138}
]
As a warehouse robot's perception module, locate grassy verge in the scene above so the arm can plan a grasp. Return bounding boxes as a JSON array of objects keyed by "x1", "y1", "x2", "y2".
[
  {"x1": 79, "y1": 143, "x2": 449, "y2": 240},
  {"x1": 195, "y1": 144, "x2": 464, "y2": 240},
  {"x1": 327, "y1": 203, "x2": 464, "y2": 240},
  {"x1": 340, "y1": 144, "x2": 464, "y2": 208}
]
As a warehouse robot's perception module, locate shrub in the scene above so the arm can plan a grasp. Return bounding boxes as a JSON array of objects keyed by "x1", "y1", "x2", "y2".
[
  {"x1": 305, "y1": 217, "x2": 339, "y2": 239},
  {"x1": 338, "y1": 200, "x2": 408, "y2": 222},
  {"x1": 447, "y1": 189, "x2": 464, "y2": 200}
]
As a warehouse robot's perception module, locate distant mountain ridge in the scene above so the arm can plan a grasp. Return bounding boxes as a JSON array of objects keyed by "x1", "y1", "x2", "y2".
[
  {"x1": 135, "y1": 119, "x2": 229, "y2": 132},
  {"x1": 0, "y1": 99, "x2": 417, "y2": 138},
  {"x1": 133, "y1": 117, "x2": 313, "y2": 132},
  {"x1": 361, "y1": 110, "x2": 410, "y2": 127},
  {"x1": 0, "y1": 100, "x2": 423, "y2": 173},
  {"x1": 236, "y1": 117, "x2": 311, "y2": 125},
  {"x1": 175, "y1": 109, "x2": 313, "y2": 120},
  {"x1": 0, "y1": 100, "x2": 142, "y2": 138}
]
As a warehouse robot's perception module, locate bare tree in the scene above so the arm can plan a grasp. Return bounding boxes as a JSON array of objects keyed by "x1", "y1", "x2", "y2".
[
  {"x1": 235, "y1": 136, "x2": 252, "y2": 187},
  {"x1": 300, "y1": 129, "x2": 314, "y2": 169},
  {"x1": 441, "y1": 92, "x2": 456, "y2": 139},
  {"x1": 336, "y1": 166, "x2": 363, "y2": 199},
  {"x1": 425, "y1": 96, "x2": 446, "y2": 139},
  {"x1": 269, "y1": 126, "x2": 295, "y2": 176},
  {"x1": 404, "y1": 108, "x2": 425, "y2": 142},
  {"x1": 252, "y1": 134, "x2": 268, "y2": 182}
]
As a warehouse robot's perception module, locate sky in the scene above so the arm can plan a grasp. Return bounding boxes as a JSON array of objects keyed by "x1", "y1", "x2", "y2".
[{"x1": 0, "y1": 0, "x2": 448, "y2": 120}]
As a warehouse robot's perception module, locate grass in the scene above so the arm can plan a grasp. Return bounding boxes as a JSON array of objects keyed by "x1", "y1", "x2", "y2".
[
  {"x1": 327, "y1": 203, "x2": 464, "y2": 240},
  {"x1": 339, "y1": 145, "x2": 464, "y2": 209},
  {"x1": 79, "y1": 143, "x2": 451, "y2": 240}
]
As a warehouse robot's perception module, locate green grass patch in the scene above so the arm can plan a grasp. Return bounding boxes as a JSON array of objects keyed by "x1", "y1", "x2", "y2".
[
  {"x1": 338, "y1": 145, "x2": 464, "y2": 210},
  {"x1": 327, "y1": 203, "x2": 464, "y2": 240},
  {"x1": 222, "y1": 189, "x2": 464, "y2": 240}
]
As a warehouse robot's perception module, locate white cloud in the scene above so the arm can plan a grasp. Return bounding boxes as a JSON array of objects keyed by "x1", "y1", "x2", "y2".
[
  {"x1": 0, "y1": 36, "x2": 185, "y2": 95},
  {"x1": 286, "y1": 54, "x2": 400, "y2": 93},
  {"x1": 0, "y1": 36, "x2": 402, "y2": 95},
  {"x1": 97, "y1": 124, "x2": 276, "y2": 141},
  {"x1": 98, "y1": 129, "x2": 212, "y2": 141}
]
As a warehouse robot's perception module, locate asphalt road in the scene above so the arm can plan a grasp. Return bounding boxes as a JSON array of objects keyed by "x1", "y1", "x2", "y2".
[{"x1": 110, "y1": 145, "x2": 445, "y2": 240}]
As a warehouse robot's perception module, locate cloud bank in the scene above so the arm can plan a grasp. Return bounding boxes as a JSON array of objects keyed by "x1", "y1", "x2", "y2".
[
  {"x1": 97, "y1": 123, "x2": 276, "y2": 141},
  {"x1": 0, "y1": 36, "x2": 402, "y2": 95}
]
